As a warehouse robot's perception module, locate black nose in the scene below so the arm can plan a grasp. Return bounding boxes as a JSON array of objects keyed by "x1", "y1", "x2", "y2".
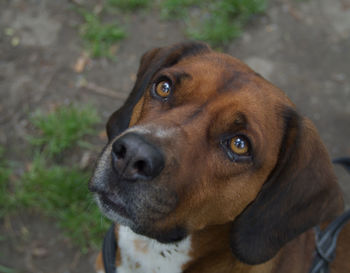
[{"x1": 111, "y1": 133, "x2": 165, "y2": 181}]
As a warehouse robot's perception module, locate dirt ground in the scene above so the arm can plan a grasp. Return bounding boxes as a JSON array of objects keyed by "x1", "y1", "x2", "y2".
[{"x1": 0, "y1": 0, "x2": 349, "y2": 272}]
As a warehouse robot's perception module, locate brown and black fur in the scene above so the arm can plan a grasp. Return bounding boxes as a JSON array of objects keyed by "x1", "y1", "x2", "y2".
[{"x1": 89, "y1": 42, "x2": 350, "y2": 273}]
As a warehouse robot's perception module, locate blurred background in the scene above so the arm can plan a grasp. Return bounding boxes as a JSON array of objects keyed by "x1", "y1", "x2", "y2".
[{"x1": 0, "y1": 0, "x2": 349, "y2": 272}]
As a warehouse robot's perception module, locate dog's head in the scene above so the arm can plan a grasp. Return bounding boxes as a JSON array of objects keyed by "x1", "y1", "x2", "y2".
[{"x1": 89, "y1": 42, "x2": 343, "y2": 264}]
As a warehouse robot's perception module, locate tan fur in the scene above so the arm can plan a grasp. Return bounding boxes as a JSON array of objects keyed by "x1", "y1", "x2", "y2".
[{"x1": 129, "y1": 95, "x2": 145, "y2": 127}]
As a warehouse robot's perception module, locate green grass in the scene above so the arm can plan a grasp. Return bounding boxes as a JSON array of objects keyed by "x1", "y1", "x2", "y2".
[
  {"x1": 108, "y1": 0, "x2": 150, "y2": 11},
  {"x1": 160, "y1": 0, "x2": 201, "y2": 18},
  {"x1": 2, "y1": 104, "x2": 110, "y2": 251},
  {"x1": 79, "y1": 10, "x2": 125, "y2": 58},
  {"x1": 189, "y1": 13, "x2": 242, "y2": 46},
  {"x1": 30, "y1": 104, "x2": 100, "y2": 157},
  {"x1": 16, "y1": 156, "x2": 110, "y2": 250},
  {"x1": 0, "y1": 264, "x2": 16, "y2": 273},
  {"x1": 73, "y1": 0, "x2": 266, "y2": 55},
  {"x1": 189, "y1": 0, "x2": 267, "y2": 46},
  {"x1": 0, "y1": 146, "x2": 12, "y2": 217},
  {"x1": 161, "y1": 0, "x2": 266, "y2": 46},
  {"x1": 27, "y1": 104, "x2": 108, "y2": 249}
]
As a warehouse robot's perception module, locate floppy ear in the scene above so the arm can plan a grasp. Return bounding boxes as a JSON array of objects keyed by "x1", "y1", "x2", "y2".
[
  {"x1": 105, "y1": 47, "x2": 161, "y2": 140},
  {"x1": 230, "y1": 108, "x2": 344, "y2": 265},
  {"x1": 106, "y1": 41, "x2": 211, "y2": 140}
]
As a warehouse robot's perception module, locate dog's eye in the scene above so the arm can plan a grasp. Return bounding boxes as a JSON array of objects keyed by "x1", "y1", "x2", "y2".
[
  {"x1": 155, "y1": 81, "x2": 172, "y2": 98},
  {"x1": 230, "y1": 136, "x2": 249, "y2": 155},
  {"x1": 220, "y1": 135, "x2": 252, "y2": 162}
]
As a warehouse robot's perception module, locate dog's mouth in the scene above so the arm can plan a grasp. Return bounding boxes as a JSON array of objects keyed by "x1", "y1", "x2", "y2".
[
  {"x1": 90, "y1": 156, "x2": 189, "y2": 243},
  {"x1": 97, "y1": 192, "x2": 130, "y2": 219}
]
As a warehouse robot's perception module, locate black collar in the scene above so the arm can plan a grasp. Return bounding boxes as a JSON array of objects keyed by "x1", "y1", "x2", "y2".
[
  {"x1": 309, "y1": 210, "x2": 350, "y2": 273},
  {"x1": 102, "y1": 223, "x2": 117, "y2": 273},
  {"x1": 309, "y1": 157, "x2": 350, "y2": 273}
]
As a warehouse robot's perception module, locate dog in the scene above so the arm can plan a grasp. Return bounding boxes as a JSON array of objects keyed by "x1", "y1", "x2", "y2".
[{"x1": 89, "y1": 42, "x2": 350, "y2": 273}]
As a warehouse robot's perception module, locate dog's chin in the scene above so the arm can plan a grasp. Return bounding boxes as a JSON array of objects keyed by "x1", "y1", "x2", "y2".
[
  {"x1": 95, "y1": 193, "x2": 135, "y2": 227},
  {"x1": 132, "y1": 224, "x2": 188, "y2": 244}
]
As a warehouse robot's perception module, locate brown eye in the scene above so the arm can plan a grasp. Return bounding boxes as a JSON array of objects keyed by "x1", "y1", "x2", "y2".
[
  {"x1": 155, "y1": 81, "x2": 171, "y2": 98},
  {"x1": 230, "y1": 136, "x2": 249, "y2": 155}
]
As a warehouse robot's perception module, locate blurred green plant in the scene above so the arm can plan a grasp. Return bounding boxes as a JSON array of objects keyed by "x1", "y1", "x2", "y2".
[
  {"x1": 160, "y1": 0, "x2": 266, "y2": 46},
  {"x1": 0, "y1": 146, "x2": 12, "y2": 217},
  {"x1": 192, "y1": 0, "x2": 265, "y2": 45},
  {"x1": 108, "y1": 0, "x2": 150, "y2": 11},
  {"x1": 73, "y1": 0, "x2": 266, "y2": 54},
  {"x1": 30, "y1": 104, "x2": 100, "y2": 157},
  {"x1": 2, "y1": 104, "x2": 109, "y2": 251},
  {"x1": 0, "y1": 264, "x2": 16, "y2": 273},
  {"x1": 187, "y1": 0, "x2": 267, "y2": 46},
  {"x1": 16, "y1": 156, "x2": 109, "y2": 250},
  {"x1": 160, "y1": 0, "x2": 201, "y2": 18},
  {"x1": 79, "y1": 10, "x2": 125, "y2": 58}
]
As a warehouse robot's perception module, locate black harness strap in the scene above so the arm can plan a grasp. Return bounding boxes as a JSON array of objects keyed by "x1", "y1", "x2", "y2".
[
  {"x1": 309, "y1": 210, "x2": 350, "y2": 273},
  {"x1": 102, "y1": 223, "x2": 117, "y2": 273},
  {"x1": 309, "y1": 157, "x2": 350, "y2": 273},
  {"x1": 333, "y1": 157, "x2": 350, "y2": 173}
]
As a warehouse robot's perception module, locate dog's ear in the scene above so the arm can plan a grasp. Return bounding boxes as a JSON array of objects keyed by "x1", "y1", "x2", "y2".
[
  {"x1": 230, "y1": 108, "x2": 344, "y2": 265},
  {"x1": 105, "y1": 47, "x2": 161, "y2": 140},
  {"x1": 106, "y1": 41, "x2": 211, "y2": 140}
]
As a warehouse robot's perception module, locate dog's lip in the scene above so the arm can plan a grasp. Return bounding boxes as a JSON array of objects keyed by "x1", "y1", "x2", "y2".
[{"x1": 99, "y1": 192, "x2": 130, "y2": 218}]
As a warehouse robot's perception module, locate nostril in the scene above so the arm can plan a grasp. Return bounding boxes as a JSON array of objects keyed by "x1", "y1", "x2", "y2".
[
  {"x1": 113, "y1": 143, "x2": 127, "y2": 159},
  {"x1": 133, "y1": 160, "x2": 149, "y2": 177}
]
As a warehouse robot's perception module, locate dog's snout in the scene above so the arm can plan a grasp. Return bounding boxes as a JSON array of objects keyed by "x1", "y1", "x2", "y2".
[{"x1": 111, "y1": 133, "x2": 165, "y2": 181}]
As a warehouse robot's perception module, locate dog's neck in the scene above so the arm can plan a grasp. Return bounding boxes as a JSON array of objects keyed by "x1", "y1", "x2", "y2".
[
  {"x1": 117, "y1": 225, "x2": 192, "y2": 273},
  {"x1": 182, "y1": 224, "x2": 276, "y2": 273},
  {"x1": 116, "y1": 224, "x2": 283, "y2": 273}
]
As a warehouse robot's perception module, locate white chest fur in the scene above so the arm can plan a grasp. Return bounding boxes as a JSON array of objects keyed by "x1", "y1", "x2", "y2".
[{"x1": 117, "y1": 226, "x2": 192, "y2": 273}]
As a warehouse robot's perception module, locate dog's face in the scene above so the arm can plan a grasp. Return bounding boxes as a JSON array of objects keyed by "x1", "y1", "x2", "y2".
[{"x1": 89, "y1": 42, "x2": 343, "y2": 264}]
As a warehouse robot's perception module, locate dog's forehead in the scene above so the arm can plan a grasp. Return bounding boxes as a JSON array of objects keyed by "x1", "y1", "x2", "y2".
[
  {"x1": 177, "y1": 51, "x2": 251, "y2": 71},
  {"x1": 167, "y1": 52, "x2": 294, "y2": 121},
  {"x1": 172, "y1": 52, "x2": 291, "y2": 103},
  {"x1": 173, "y1": 52, "x2": 253, "y2": 90}
]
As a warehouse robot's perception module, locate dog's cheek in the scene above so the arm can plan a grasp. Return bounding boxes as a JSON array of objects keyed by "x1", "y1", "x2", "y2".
[{"x1": 178, "y1": 172, "x2": 262, "y2": 231}]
